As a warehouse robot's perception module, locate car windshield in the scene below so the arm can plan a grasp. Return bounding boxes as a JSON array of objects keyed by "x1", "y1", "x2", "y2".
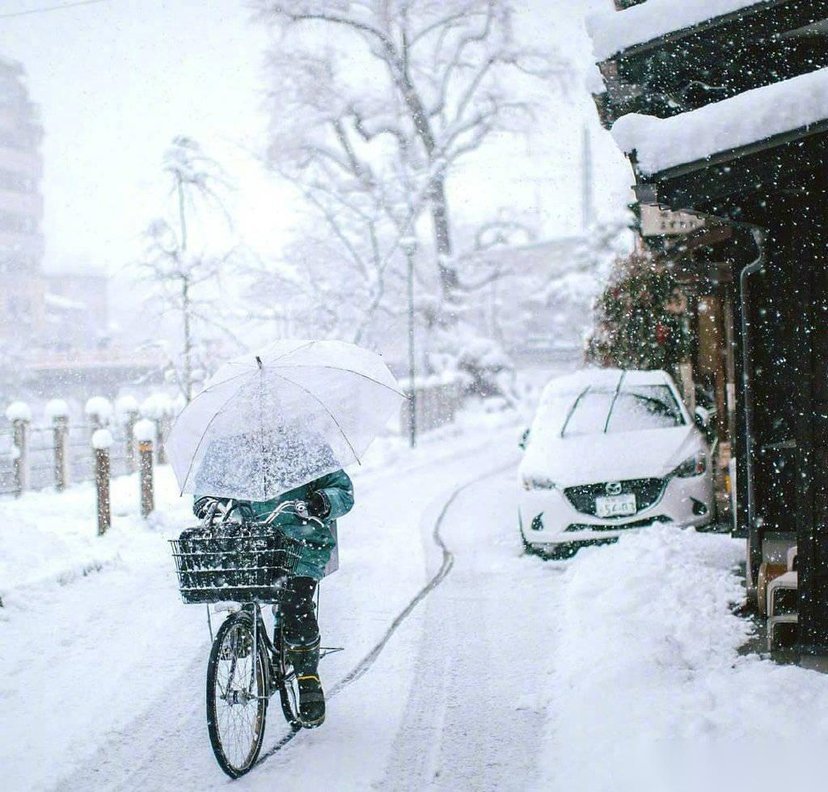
[{"x1": 561, "y1": 384, "x2": 685, "y2": 437}]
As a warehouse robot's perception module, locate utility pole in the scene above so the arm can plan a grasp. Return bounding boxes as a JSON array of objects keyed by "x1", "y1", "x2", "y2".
[
  {"x1": 401, "y1": 236, "x2": 418, "y2": 448},
  {"x1": 582, "y1": 124, "x2": 594, "y2": 233}
]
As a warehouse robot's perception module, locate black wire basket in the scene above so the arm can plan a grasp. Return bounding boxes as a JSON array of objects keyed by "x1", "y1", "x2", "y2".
[{"x1": 169, "y1": 522, "x2": 302, "y2": 604}]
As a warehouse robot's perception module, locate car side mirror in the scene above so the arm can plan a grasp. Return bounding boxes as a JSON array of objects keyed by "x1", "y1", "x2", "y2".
[
  {"x1": 694, "y1": 406, "x2": 712, "y2": 431},
  {"x1": 518, "y1": 428, "x2": 530, "y2": 451}
]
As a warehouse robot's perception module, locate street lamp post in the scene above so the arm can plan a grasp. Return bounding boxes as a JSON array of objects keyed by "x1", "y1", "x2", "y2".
[{"x1": 401, "y1": 236, "x2": 418, "y2": 448}]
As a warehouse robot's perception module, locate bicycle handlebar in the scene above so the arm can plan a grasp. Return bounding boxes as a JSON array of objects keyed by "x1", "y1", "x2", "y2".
[{"x1": 199, "y1": 497, "x2": 323, "y2": 527}]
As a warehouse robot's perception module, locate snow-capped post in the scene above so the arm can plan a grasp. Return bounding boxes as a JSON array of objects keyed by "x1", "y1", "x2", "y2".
[
  {"x1": 115, "y1": 395, "x2": 140, "y2": 473},
  {"x1": 5, "y1": 401, "x2": 31, "y2": 496},
  {"x1": 84, "y1": 396, "x2": 113, "y2": 440},
  {"x1": 92, "y1": 429, "x2": 113, "y2": 535},
  {"x1": 140, "y1": 394, "x2": 172, "y2": 465},
  {"x1": 134, "y1": 419, "x2": 155, "y2": 517},
  {"x1": 45, "y1": 399, "x2": 70, "y2": 491}
]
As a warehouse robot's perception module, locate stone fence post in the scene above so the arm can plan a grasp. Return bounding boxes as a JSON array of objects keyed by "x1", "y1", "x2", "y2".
[
  {"x1": 141, "y1": 394, "x2": 173, "y2": 465},
  {"x1": 45, "y1": 399, "x2": 71, "y2": 491},
  {"x1": 5, "y1": 401, "x2": 31, "y2": 497},
  {"x1": 116, "y1": 395, "x2": 140, "y2": 474},
  {"x1": 134, "y1": 419, "x2": 155, "y2": 517},
  {"x1": 85, "y1": 396, "x2": 113, "y2": 437},
  {"x1": 92, "y1": 429, "x2": 113, "y2": 535}
]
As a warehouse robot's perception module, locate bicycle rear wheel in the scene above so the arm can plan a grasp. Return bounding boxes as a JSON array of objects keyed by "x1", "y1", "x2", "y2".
[{"x1": 206, "y1": 613, "x2": 268, "y2": 778}]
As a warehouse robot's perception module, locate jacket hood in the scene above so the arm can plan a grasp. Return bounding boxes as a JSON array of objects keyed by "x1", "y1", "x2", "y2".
[{"x1": 519, "y1": 425, "x2": 704, "y2": 488}]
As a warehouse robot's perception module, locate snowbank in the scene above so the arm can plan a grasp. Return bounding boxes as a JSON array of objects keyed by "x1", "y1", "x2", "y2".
[
  {"x1": 538, "y1": 525, "x2": 828, "y2": 792},
  {"x1": 612, "y1": 67, "x2": 828, "y2": 175},
  {"x1": 588, "y1": 0, "x2": 766, "y2": 60}
]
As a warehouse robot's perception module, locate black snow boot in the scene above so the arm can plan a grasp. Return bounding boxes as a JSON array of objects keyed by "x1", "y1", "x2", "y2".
[{"x1": 286, "y1": 638, "x2": 325, "y2": 728}]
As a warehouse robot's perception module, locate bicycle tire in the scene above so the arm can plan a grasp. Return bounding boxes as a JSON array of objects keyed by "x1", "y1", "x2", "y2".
[{"x1": 206, "y1": 612, "x2": 269, "y2": 778}]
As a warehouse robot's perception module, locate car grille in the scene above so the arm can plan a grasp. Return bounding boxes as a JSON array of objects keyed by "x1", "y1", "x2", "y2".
[
  {"x1": 564, "y1": 516, "x2": 671, "y2": 533},
  {"x1": 563, "y1": 478, "x2": 666, "y2": 518}
]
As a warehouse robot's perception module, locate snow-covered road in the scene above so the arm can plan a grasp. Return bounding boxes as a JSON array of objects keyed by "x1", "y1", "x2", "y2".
[
  {"x1": 5, "y1": 401, "x2": 828, "y2": 792},
  {"x1": 7, "y1": 415, "x2": 535, "y2": 792},
  {"x1": 380, "y1": 470, "x2": 559, "y2": 791}
]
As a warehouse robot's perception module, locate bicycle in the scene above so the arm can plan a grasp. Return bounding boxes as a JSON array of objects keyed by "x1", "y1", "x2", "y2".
[{"x1": 169, "y1": 499, "x2": 338, "y2": 778}]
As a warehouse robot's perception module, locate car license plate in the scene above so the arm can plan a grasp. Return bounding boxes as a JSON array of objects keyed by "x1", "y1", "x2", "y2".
[{"x1": 595, "y1": 493, "x2": 637, "y2": 518}]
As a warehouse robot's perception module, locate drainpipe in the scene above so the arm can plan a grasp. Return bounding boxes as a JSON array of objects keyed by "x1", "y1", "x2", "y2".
[{"x1": 737, "y1": 224, "x2": 766, "y2": 571}]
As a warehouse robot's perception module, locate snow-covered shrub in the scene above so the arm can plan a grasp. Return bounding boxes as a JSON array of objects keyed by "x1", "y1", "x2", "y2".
[
  {"x1": 586, "y1": 250, "x2": 692, "y2": 377},
  {"x1": 431, "y1": 322, "x2": 517, "y2": 404}
]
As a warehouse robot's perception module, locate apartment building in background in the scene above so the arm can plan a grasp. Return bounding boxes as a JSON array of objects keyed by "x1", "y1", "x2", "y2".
[{"x1": 0, "y1": 57, "x2": 45, "y2": 347}]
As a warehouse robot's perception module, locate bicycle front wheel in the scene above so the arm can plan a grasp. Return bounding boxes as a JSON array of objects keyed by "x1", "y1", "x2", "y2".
[
  {"x1": 206, "y1": 613, "x2": 268, "y2": 778},
  {"x1": 273, "y1": 629, "x2": 302, "y2": 729}
]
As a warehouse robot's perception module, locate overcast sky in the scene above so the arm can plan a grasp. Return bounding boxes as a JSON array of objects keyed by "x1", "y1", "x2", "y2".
[{"x1": 0, "y1": 0, "x2": 631, "y2": 275}]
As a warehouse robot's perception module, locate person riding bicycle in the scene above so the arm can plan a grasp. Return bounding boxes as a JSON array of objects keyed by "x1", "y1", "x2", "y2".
[{"x1": 194, "y1": 468, "x2": 353, "y2": 728}]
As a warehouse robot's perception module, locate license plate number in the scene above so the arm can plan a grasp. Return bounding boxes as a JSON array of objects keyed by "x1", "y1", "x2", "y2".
[{"x1": 595, "y1": 493, "x2": 637, "y2": 518}]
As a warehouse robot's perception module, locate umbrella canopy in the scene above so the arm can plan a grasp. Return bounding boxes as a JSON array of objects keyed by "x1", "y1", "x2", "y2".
[{"x1": 166, "y1": 340, "x2": 404, "y2": 500}]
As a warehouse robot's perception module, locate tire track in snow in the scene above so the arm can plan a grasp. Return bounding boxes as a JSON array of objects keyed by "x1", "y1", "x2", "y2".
[
  {"x1": 381, "y1": 466, "x2": 554, "y2": 791},
  {"x1": 254, "y1": 461, "x2": 514, "y2": 769}
]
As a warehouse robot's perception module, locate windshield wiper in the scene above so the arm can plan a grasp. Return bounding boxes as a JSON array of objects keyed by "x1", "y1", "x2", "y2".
[
  {"x1": 603, "y1": 370, "x2": 627, "y2": 434},
  {"x1": 560, "y1": 386, "x2": 591, "y2": 438}
]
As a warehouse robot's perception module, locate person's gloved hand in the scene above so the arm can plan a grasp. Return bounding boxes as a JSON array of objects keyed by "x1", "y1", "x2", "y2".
[
  {"x1": 194, "y1": 497, "x2": 233, "y2": 520},
  {"x1": 193, "y1": 496, "x2": 217, "y2": 519},
  {"x1": 308, "y1": 490, "x2": 330, "y2": 519}
]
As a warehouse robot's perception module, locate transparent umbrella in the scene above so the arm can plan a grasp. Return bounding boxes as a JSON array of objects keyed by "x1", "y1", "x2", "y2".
[{"x1": 166, "y1": 340, "x2": 404, "y2": 500}]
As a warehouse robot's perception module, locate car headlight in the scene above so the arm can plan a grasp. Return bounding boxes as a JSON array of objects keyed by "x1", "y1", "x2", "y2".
[
  {"x1": 673, "y1": 452, "x2": 707, "y2": 478},
  {"x1": 522, "y1": 477, "x2": 558, "y2": 491}
]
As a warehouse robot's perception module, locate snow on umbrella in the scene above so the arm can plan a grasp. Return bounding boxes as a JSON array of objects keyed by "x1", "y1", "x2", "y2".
[{"x1": 166, "y1": 340, "x2": 404, "y2": 501}]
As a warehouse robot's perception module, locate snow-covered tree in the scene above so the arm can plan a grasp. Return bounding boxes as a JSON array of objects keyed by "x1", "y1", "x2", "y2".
[
  {"x1": 255, "y1": 0, "x2": 568, "y2": 354},
  {"x1": 141, "y1": 138, "x2": 240, "y2": 401}
]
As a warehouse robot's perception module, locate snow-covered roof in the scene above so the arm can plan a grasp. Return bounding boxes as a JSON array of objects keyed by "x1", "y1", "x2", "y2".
[
  {"x1": 611, "y1": 67, "x2": 828, "y2": 175},
  {"x1": 588, "y1": 0, "x2": 770, "y2": 60}
]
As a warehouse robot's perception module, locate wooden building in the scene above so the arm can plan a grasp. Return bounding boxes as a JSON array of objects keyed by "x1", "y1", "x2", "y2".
[{"x1": 589, "y1": 0, "x2": 828, "y2": 652}]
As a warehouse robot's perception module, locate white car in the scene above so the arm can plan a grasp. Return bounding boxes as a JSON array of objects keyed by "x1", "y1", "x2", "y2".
[{"x1": 519, "y1": 368, "x2": 714, "y2": 558}]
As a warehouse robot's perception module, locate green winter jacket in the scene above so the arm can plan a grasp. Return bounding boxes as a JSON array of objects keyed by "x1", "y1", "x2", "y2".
[{"x1": 242, "y1": 469, "x2": 354, "y2": 580}]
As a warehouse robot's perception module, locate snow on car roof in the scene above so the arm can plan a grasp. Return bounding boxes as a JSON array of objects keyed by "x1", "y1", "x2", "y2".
[
  {"x1": 611, "y1": 67, "x2": 828, "y2": 176},
  {"x1": 539, "y1": 368, "x2": 671, "y2": 402},
  {"x1": 588, "y1": 0, "x2": 769, "y2": 60},
  {"x1": 520, "y1": 369, "x2": 692, "y2": 486},
  {"x1": 528, "y1": 368, "x2": 675, "y2": 450}
]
